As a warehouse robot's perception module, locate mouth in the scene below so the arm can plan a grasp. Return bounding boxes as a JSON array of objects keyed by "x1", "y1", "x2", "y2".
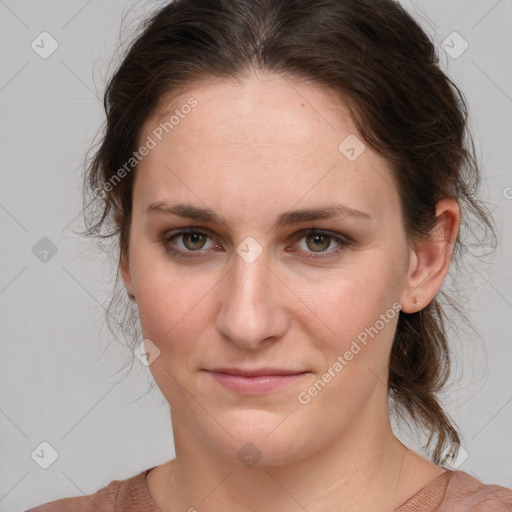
[{"x1": 204, "y1": 367, "x2": 310, "y2": 395}]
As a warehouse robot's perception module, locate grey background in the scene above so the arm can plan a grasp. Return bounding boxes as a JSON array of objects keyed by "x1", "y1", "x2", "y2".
[{"x1": 0, "y1": 1, "x2": 511, "y2": 510}]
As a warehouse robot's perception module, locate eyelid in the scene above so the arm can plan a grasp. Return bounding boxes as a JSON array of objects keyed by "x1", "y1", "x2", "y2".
[
  {"x1": 286, "y1": 228, "x2": 352, "y2": 260},
  {"x1": 163, "y1": 227, "x2": 220, "y2": 251},
  {"x1": 290, "y1": 227, "x2": 353, "y2": 245}
]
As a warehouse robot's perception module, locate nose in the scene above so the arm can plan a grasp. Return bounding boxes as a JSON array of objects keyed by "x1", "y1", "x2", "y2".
[{"x1": 215, "y1": 247, "x2": 289, "y2": 349}]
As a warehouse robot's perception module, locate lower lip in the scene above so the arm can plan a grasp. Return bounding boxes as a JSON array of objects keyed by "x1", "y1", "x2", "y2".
[{"x1": 207, "y1": 371, "x2": 308, "y2": 394}]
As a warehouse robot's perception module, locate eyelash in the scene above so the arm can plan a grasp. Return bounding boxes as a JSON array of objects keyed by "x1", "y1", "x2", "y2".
[{"x1": 161, "y1": 227, "x2": 352, "y2": 261}]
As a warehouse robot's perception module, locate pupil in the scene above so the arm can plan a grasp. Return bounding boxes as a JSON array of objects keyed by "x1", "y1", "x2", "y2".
[
  {"x1": 308, "y1": 234, "x2": 329, "y2": 252},
  {"x1": 186, "y1": 233, "x2": 205, "y2": 249}
]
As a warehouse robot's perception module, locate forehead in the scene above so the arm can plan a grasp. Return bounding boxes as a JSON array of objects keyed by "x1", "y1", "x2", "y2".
[
  {"x1": 146, "y1": 72, "x2": 358, "y2": 151},
  {"x1": 134, "y1": 73, "x2": 400, "y2": 225}
]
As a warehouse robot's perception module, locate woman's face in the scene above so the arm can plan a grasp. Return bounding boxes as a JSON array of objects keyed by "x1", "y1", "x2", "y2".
[{"x1": 121, "y1": 72, "x2": 416, "y2": 465}]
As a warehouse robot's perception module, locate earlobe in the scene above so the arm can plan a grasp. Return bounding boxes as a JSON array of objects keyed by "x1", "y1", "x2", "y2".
[
  {"x1": 400, "y1": 250, "x2": 423, "y2": 313},
  {"x1": 400, "y1": 199, "x2": 460, "y2": 313}
]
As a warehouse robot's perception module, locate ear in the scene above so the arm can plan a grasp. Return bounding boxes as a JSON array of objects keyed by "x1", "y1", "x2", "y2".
[
  {"x1": 113, "y1": 206, "x2": 135, "y2": 299},
  {"x1": 400, "y1": 198, "x2": 460, "y2": 313},
  {"x1": 119, "y1": 251, "x2": 135, "y2": 300}
]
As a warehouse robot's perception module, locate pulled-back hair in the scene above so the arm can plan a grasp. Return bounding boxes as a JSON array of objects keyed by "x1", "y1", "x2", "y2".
[{"x1": 82, "y1": 0, "x2": 496, "y2": 464}]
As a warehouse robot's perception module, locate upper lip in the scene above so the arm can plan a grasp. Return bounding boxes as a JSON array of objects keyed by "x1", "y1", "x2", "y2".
[{"x1": 207, "y1": 367, "x2": 308, "y2": 377}]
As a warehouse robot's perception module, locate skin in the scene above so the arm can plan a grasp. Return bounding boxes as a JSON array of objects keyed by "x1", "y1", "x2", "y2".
[{"x1": 120, "y1": 68, "x2": 460, "y2": 512}]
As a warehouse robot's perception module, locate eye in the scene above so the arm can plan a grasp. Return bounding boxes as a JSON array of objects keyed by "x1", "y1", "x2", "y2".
[
  {"x1": 160, "y1": 227, "x2": 351, "y2": 260},
  {"x1": 163, "y1": 228, "x2": 219, "y2": 257},
  {"x1": 288, "y1": 228, "x2": 351, "y2": 260}
]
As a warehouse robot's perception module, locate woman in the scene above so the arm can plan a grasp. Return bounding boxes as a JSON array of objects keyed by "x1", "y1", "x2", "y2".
[{"x1": 27, "y1": 0, "x2": 512, "y2": 510}]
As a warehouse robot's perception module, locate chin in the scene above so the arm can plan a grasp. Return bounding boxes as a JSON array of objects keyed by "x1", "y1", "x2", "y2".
[{"x1": 198, "y1": 412, "x2": 318, "y2": 468}]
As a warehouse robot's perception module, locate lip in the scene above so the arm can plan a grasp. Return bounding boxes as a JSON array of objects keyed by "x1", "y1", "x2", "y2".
[
  {"x1": 208, "y1": 367, "x2": 307, "y2": 377},
  {"x1": 205, "y1": 368, "x2": 310, "y2": 395}
]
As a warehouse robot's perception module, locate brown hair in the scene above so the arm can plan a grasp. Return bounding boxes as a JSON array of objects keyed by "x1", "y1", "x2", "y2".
[{"x1": 82, "y1": 0, "x2": 496, "y2": 464}]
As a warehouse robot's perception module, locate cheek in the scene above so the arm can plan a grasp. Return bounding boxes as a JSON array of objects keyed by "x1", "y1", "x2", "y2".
[
  {"x1": 300, "y1": 271, "x2": 401, "y2": 404},
  {"x1": 132, "y1": 260, "x2": 216, "y2": 360},
  {"x1": 294, "y1": 258, "x2": 400, "y2": 344},
  {"x1": 138, "y1": 289, "x2": 200, "y2": 348}
]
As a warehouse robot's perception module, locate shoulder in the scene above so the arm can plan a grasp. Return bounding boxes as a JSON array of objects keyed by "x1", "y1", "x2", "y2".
[
  {"x1": 25, "y1": 467, "x2": 158, "y2": 512},
  {"x1": 440, "y1": 469, "x2": 512, "y2": 511}
]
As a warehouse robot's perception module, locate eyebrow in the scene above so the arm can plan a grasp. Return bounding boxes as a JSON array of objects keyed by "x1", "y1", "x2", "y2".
[{"x1": 143, "y1": 201, "x2": 371, "y2": 228}]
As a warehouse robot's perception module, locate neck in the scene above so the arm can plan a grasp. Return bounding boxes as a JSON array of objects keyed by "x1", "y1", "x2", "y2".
[{"x1": 154, "y1": 407, "x2": 440, "y2": 512}]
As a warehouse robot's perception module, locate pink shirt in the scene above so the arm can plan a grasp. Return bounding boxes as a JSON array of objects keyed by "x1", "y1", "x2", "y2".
[{"x1": 26, "y1": 466, "x2": 512, "y2": 511}]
